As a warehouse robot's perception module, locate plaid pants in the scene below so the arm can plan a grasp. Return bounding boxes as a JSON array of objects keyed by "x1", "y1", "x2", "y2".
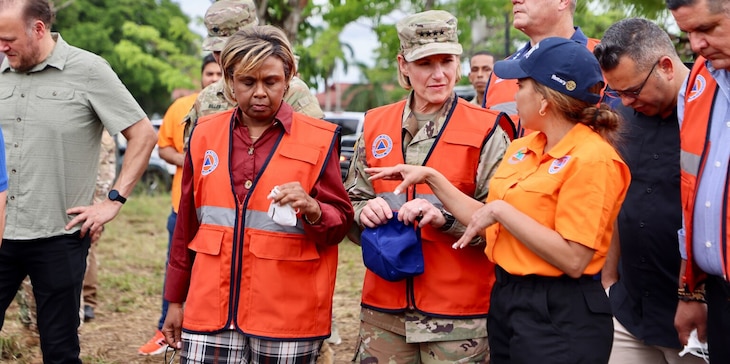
[{"x1": 181, "y1": 330, "x2": 322, "y2": 364}]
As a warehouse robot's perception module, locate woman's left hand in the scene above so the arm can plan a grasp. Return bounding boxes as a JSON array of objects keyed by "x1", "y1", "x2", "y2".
[
  {"x1": 270, "y1": 182, "x2": 322, "y2": 223},
  {"x1": 452, "y1": 202, "x2": 497, "y2": 249}
]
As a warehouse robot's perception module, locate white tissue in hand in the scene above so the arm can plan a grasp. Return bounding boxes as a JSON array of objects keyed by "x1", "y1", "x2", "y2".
[
  {"x1": 267, "y1": 186, "x2": 298, "y2": 226},
  {"x1": 679, "y1": 328, "x2": 709, "y2": 363},
  {"x1": 268, "y1": 201, "x2": 298, "y2": 226}
]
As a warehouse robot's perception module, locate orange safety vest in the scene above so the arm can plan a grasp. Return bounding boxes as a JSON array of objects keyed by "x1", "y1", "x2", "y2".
[
  {"x1": 680, "y1": 57, "x2": 730, "y2": 289},
  {"x1": 185, "y1": 109, "x2": 340, "y2": 339},
  {"x1": 361, "y1": 97, "x2": 507, "y2": 317},
  {"x1": 484, "y1": 37, "x2": 600, "y2": 140}
]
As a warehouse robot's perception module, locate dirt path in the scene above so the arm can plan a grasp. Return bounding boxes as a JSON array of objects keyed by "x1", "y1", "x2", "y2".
[{"x1": 0, "y1": 242, "x2": 365, "y2": 364}]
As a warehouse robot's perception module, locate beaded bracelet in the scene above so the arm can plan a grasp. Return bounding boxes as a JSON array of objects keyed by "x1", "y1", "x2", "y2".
[{"x1": 678, "y1": 285, "x2": 706, "y2": 303}]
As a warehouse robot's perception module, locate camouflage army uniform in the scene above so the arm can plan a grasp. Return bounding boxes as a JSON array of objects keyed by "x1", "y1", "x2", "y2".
[
  {"x1": 17, "y1": 130, "x2": 116, "y2": 332},
  {"x1": 183, "y1": 76, "x2": 324, "y2": 147},
  {"x1": 345, "y1": 92, "x2": 510, "y2": 363},
  {"x1": 83, "y1": 130, "x2": 117, "y2": 311}
]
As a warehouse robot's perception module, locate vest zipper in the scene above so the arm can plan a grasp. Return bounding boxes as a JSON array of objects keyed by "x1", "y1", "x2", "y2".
[
  {"x1": 407, "y1": 277, "x2": 416, "y2": 310},
  {"x1": 228, "y1": 199, "x2": 246, "y2": 330}
]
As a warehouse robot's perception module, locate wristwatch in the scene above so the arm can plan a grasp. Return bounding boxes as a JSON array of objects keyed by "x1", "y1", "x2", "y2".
[
  {"x1": 108, "y1": 189, "x2": 127, "y2": 204},
  {"x1": 438, "y1": 208, "x2": 456, "y2": 231}
]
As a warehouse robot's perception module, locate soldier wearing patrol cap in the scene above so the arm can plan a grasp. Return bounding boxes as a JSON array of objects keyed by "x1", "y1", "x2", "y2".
[
  {"x1": 201, "y1": 0, "x2": 258, "y2": 52},
  {"x1": 346, "y1": 9, "x2": 509, "y2": 364},
  {"x1": 182, "y1": 0, "x2": 323, "y2": 148}
]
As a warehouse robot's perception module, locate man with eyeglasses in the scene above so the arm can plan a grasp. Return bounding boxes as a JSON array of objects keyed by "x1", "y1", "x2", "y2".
[{"x1": 593, "y1": 18, "x2": 704, "y2": 364}]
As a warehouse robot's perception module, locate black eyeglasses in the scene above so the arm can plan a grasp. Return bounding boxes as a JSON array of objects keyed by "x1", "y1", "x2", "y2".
[{"x1": 608, "y1": 60, "x2": 659, "y2": 98}]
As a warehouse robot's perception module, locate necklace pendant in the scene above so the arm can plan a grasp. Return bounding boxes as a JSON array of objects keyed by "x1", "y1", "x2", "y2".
[{"x1": 248, "y1": 146, "x2": 254, "y2": 155}]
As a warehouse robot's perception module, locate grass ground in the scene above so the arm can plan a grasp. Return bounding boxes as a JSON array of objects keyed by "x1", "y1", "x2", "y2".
[{"x1": 0, "y1": 193, "x2": 365, "y2": 363}]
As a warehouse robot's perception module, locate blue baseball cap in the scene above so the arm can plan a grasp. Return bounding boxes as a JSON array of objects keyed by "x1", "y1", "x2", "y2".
[
  {"x1": 361, "y1": 212, "x2": 424, "y2": 282},
  {"x1": 494, "y1": 37, "x2": 603, "y2": 104}
]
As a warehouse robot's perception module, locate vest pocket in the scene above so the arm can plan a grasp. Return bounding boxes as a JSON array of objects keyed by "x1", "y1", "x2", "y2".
[
  {"x1": 441, "y1": 130, "x2": 483, "y2": 148},
  {"x1": 188, "y1": 227, "x2": 224, "y2": 255},
  {"x1": 185, "y1": 226, "x2": 227, "y2": 329},
  {"x1": 279, "y1": 143, "x2": 320, "y2": 165},
  {"x1": 244, "y1": 231, "x2": 323, "y2": 335},
  {"x1": 248, "y1": 231, "x2": 319, "y2": 261}
]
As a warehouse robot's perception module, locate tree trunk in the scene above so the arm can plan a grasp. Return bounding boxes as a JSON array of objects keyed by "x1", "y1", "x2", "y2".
[{"x1": 256, "y1": 0, "x2": 307, "y2": 44}]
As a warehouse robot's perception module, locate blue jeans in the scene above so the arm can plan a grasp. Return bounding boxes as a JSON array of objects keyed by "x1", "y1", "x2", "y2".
[{"x1": 158, "y1": 209, "x2": 177, "y2": 330}]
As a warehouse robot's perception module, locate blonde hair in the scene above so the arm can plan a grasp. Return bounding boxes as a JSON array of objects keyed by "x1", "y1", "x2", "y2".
[
  {"x1": 220, "y1": 25, "x2": 296, "y2": 103},
  {"x1": 396, "y1": 55, "x2": 462, "y2": 90},
  {"x1": 532, "y1": 81, "x2": 623, "y2": 148}
]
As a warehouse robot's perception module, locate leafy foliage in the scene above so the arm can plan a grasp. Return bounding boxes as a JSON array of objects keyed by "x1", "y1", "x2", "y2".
[
  {"x1": 53, "y1": 0, "x2": 202, "y2": 116},
  {"x1": 49, "y1": 0, "x2": 682, "y2": 114},
  {"x1": 296, "y1": 0, "x2": 681, "y2": 110}
]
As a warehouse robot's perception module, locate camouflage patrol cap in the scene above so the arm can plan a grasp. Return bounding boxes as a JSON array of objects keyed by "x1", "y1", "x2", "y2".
[
  {"x1": 396, "y1": 10, "x2": 463, "y2": 62},
  {"x1": 203, "y1": 0, "x2": 258, "y2": 52}
]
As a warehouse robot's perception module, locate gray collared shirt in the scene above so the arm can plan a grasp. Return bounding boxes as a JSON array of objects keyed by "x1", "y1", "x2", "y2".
[{"x1": 0, "y1": 33, "x2": 146, "y2": 239}]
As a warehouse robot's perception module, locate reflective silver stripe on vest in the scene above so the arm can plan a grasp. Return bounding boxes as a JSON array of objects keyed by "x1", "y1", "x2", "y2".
[
  {"x1": 245, "y1": 209, "x2": 305, "y2": 234},
  {"x1": 375, "y1": 192, "x2": 445, "y2": 210},
  {"x1": 415, "y1": 193, "x2": 443, "y2": 209},
  {"x1": 375, "y1": 192, "x2": 407, "y2": 210},
  {"x1": 197, "y1": 205, "x2": 236, "y2": 227},
  {"x1": 196, "y1": 206, "x2": 304, "y2": 234},
  {"x1": 680, "y1": 150, "x2": 702, "y2": 177}
]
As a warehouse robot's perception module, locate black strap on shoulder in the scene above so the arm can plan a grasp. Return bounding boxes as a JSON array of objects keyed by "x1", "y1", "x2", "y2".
[{"x1": 494, "y1": 112, "x2": 516, "y2": 141}]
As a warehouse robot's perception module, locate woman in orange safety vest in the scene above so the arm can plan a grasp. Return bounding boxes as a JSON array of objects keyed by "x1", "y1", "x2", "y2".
[{"x1": 161, "y1": 25, "x2": 353, "y2": 363}]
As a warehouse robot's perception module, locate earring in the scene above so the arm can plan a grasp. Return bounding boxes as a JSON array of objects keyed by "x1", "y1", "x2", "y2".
[{"x1": 539, "y1": 110, "x2": 546, "y2": 116}]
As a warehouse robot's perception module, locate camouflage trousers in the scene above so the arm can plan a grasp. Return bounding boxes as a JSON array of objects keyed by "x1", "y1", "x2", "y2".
[
  {"x1": 16, "y1": 277, "x2": 38, "y2": 334},
  {"x1": 357, "y1": 320, "x2": 490, "y2": 364}
]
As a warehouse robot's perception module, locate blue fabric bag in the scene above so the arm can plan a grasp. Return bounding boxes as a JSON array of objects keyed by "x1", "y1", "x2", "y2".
[{"x1": 361, "y1": 212, "x2": 424, "y2": 282}]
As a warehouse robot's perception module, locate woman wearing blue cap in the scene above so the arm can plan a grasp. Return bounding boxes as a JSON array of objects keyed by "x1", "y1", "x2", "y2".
[{"x1": 367, "y1": 37, "x2": 631, "y2": 363}]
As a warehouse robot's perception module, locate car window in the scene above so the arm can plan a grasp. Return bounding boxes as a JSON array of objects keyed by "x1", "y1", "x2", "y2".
[
  {"x1": 323, "y1": 112, "x2": 365, "y2": 137},
  {"x1": 324, "y1": 118, "x2": 359, "y2": 135}
]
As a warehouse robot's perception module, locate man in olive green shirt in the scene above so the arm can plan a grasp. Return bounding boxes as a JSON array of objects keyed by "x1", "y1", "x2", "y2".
[{"x1": 0, "y1": 1, "x2": 156, "y2": 362}]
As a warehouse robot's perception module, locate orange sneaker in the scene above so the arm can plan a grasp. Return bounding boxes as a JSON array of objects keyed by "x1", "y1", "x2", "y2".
[{"x1": 138, "y1": 329, "x2": 168, "y2": 355}]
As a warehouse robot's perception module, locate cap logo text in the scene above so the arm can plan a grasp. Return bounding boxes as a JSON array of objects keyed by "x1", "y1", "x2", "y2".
[{"x1": 551, "y1": 74, "x2": 567, "y2": 86}]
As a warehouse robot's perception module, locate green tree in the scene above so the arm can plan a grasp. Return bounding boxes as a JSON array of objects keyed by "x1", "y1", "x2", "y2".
[
  {"x1": 53, "y1": 0, "x2": 202, "y2": 116},
  {"x1": 231, "y1": 0, "x2": 685, "y2": 110}
]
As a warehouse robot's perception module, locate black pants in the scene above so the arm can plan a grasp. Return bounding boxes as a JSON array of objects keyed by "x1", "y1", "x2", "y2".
[
  {"x1": 706, "y1": 275, "x2": 730, "y2": 364},
  {"x1": 0, "y1": 232, "x2": 90, "y2": 364},
  {"x1": 488, "y1": 266, "x2": 613, "y2": 364}
]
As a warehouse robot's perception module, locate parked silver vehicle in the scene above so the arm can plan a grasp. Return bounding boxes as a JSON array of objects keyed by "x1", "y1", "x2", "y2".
[
  {"x1": 322, "y1": 111, "x2": 365, "y2": 180},
  {"x1": 116, "y1": 118, "x2": 175, "y2": 194}
]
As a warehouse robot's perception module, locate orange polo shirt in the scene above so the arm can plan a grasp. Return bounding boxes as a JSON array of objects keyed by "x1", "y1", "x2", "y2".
[
  {"x1": 158, "y1": 93, "x2": 197, "y2": 213},
  {"x1": 485, "y1": 124, "x2": 630, "y2": 277}
]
